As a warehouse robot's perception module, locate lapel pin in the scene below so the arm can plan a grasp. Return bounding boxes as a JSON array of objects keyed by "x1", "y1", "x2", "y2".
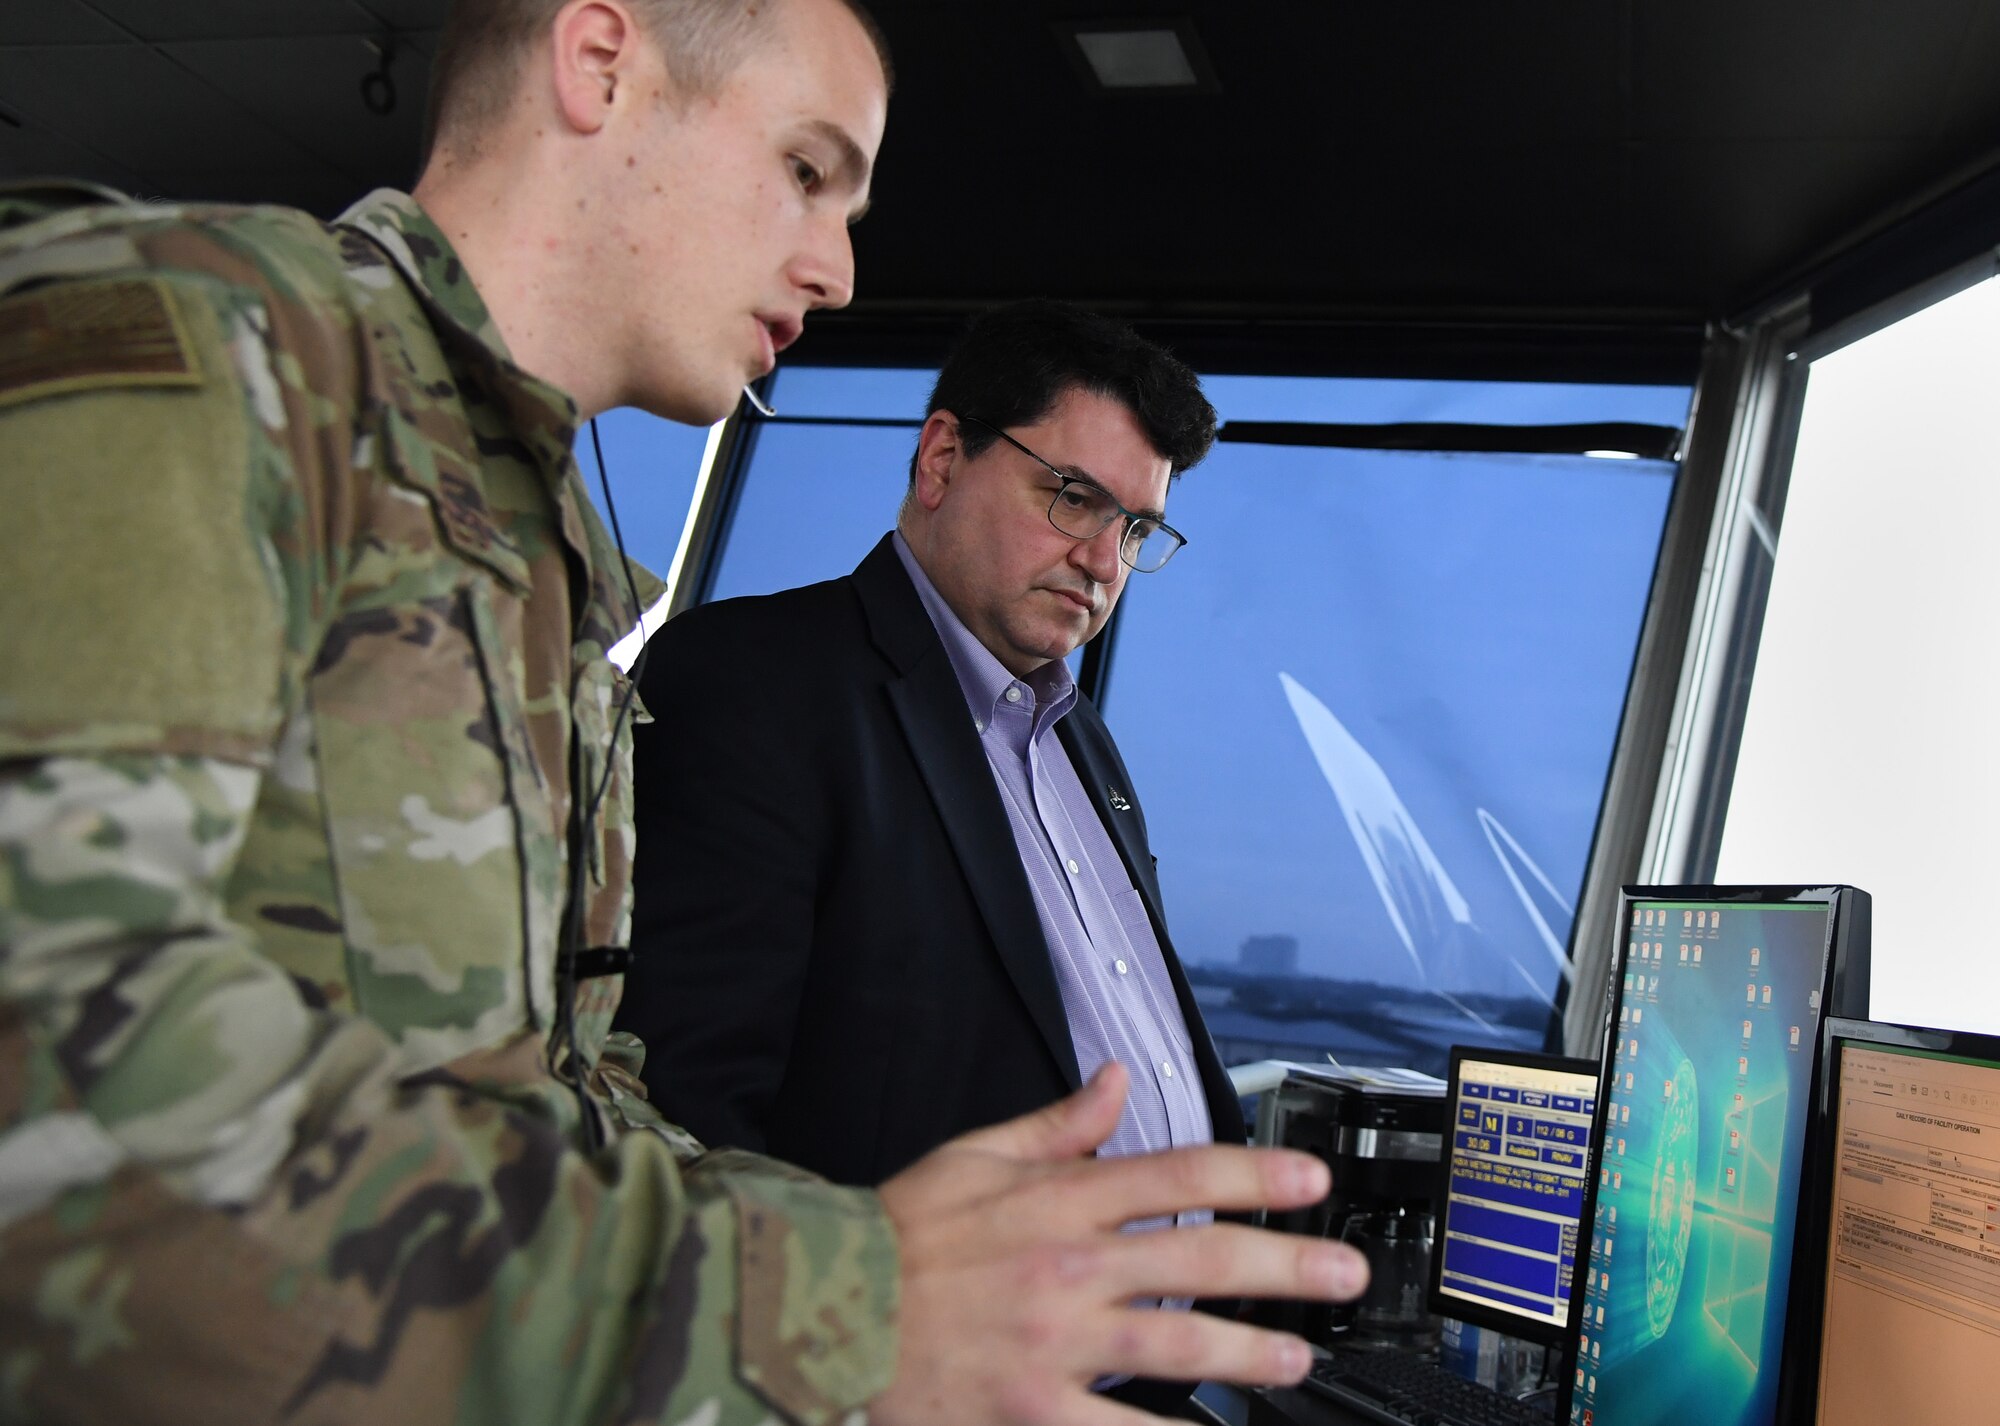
[{"x1": 1107, "y1": 785, "x2": 1132, "y2": 812}]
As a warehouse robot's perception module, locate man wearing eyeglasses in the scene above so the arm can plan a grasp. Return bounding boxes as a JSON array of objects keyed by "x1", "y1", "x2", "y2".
[
  {"x1": 620, "y1": 301, "x2": 1237, "y2": 1341},
  {"x1": 623, "y1": 299, "x2": 1232, "y2": 1407}
]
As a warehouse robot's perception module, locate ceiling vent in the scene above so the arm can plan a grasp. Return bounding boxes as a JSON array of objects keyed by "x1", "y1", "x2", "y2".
[{"x1": 1056, "y1": 20, "x2": 1219, "y2": 94}]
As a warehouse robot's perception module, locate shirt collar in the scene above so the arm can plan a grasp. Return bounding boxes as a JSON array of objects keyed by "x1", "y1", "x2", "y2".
[
  {"x1": 336, "y1": 189, "x2": 512, "y2": 356},
  {"x1": 893, "y1": 531, "x2": 1076, "y2": 728},
  {"x1": 334, "y1": 190, "x2": 588, "y2": 477},
  {"x1": 335, "y1": 189, "x2": 666, "y2": 651}
]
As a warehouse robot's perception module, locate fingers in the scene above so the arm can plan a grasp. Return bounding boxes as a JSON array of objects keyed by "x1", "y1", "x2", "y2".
[
  {"x1": 953, "y1": 1062, "x2": 1132, "y2": 1163},
  {"x1": 1087, "y1": 1221, "x2": 1368, "y2": 1305},
  {"x1": 1085, "y1": 1308, "x2": 1317, "y2": 1390},
  {"x1": 1046, "y1": 1142, "x2": 1331, "y2": 1229}
]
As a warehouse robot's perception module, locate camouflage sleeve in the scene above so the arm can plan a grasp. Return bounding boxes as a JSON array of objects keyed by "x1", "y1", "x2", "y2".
[
  {"x1": 0, "y1": 230, "x2": 897, "y2": 1424},
  {"x1": 0, "y1": 755, "x2": 896, "y2": 1425}
]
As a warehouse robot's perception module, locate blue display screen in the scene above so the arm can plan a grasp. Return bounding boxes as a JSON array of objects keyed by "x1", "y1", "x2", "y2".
[
  {"x1": 1568, "y1": 900, "x2": 1834, "y2": 1426},
  {"x1": 1438, "y1": 1057, "x2": 1598, "y2": 1331}
]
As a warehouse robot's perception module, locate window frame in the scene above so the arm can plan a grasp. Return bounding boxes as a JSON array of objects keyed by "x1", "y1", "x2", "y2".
[{"x1": 1572, "y1": 241, "x2": 2000, "y2": 1053}]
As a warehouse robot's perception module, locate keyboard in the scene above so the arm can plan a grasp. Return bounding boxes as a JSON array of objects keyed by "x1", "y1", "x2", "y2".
[{"x1": 1301, "y1": 1348, "x2": 1551, "y2": 1426}]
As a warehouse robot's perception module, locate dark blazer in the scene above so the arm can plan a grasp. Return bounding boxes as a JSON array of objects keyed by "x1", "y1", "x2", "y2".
[{"x1": 617, "y1": 533, "x2": 1244, "y2": 1187}]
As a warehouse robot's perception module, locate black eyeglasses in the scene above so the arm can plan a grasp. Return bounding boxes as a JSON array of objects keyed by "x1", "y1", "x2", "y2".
[{"x1": 959, "y1": 414, "x2": 1187, "y2": 573}]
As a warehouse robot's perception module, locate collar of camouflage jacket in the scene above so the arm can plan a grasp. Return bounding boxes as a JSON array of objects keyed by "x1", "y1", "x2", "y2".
[
  {"x1": 336, "y1": 188, "x2": 516, "y2": 362},
  {"x1": 335, "y1": 188, "x2": 667, "y2": 650},
  {"x1": 336, "y1": 189, "x2": 607, "y2": 487}
]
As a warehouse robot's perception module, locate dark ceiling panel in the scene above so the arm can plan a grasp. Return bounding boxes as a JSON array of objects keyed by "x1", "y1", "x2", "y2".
[
  {"x1": 0, "y1": 0, "x2": 1996, "y2": 336},
  {"x1": 847, "y1": 3, "x2": 1646, "y2": 315},
  {"x1": 1633, "y1": 0, "x2": 1977, "y2": 140},
  {"x1": 165, "y1": 35, "x2": 433, "y2": 197},
  {"x1": 1930, "y1": 2, "x2": 2000, "y2": 151},
  {"x1": 1214, "y1": 2, "x2": 1626, "y2": 146},
  {"x1": 77, "y1": 0, "x2": 373, "y2": 41},
  {"x1": 350, "y1": 0, "x2": 453, "y2": 28},
  {"x1": 0, "y1": 0, "x2": 126, "y2": 45},
  {"x1": 0, "y1": 115, "x2": 148, "y2": 194},
  {"x1": 0, "y1": 44, "x2": 354, "y2": 201},
  {"x1": 1627, "y1": 137, "x2": 1923, "y2": 291}
]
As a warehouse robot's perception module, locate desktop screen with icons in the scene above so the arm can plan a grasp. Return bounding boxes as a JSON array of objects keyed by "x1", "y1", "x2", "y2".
[{"x1": 1560, "y1": 887, "x2": 1868, "y2": 1426}]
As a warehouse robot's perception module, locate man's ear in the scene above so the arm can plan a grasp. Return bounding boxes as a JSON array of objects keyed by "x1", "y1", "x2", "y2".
[
  {"x1": 911, "y1": 411, "x2": 964, "y2": 513},
  {"x1": 549, "y1": 0, "x2": 640, "y2": 136}
]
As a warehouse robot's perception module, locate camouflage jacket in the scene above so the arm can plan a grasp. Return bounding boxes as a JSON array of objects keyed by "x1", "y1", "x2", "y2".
[{"x1": 0, "y1": 183, "x2": 896, "y2": 1425}]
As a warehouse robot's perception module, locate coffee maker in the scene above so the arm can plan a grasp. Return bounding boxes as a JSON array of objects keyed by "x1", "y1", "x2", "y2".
[{"x1": 1249, "y1": 1065, "x2": 1447, "y2": 1345}]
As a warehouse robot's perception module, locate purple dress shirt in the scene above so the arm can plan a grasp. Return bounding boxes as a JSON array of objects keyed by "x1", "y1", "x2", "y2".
[{"x1": 892, "y1": 535, "x2": 1214, "y2": 1179}]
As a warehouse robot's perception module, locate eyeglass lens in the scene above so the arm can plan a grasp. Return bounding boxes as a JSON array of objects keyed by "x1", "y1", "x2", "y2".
[{"x1": 1048, "y1": 482, "x2": 1179, "y2": 572}]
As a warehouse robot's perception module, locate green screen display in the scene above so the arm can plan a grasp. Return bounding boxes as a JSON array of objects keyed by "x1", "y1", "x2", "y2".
[{"x1": 1568, "y1": 900, "x2": 1833, "y2": 1426}]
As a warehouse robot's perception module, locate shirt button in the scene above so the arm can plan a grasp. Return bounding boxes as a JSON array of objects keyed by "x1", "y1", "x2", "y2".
[
  {"x1": 1115, "y1": 959, "x2": 1129, "y2": 975},
  {"x1": 1065, "y1": 858, "x2": 1080, "y2": 875},
  {"x1": 1004, "y1": 686, "x2": 1022, "y2": 703},
  {"x1": 1161, "y1": 1061, "x2": 1175, "y2": 1079}
]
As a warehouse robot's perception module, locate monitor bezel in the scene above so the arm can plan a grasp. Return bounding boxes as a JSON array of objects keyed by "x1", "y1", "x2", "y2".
[
  {"x1": 1553, "y1": 883, "x2": 1870, "y2": 1426},
  {"x1": 1428, "y1": 1043, "x2": 1600, "y2": 1346},
  {"x1": 1792, "y1": 1015, "x2": 2000, "y2": 1424}
]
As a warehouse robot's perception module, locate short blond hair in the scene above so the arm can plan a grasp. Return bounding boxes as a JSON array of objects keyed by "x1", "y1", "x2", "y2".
[{"x1": 424, "y1": 0, "x2": 889, "y2": 158}]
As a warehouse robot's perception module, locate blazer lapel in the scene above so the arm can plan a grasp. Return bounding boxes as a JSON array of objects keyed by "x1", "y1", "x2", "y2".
[{"x1": 855, "y1": 538, "x2": 1083, "y2": 1092}]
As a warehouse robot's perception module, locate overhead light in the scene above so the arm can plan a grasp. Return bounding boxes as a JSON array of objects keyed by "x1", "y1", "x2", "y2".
[
  {"x1": 1055, "y1": 20, "x2": 1219, "y2": 93},
  {"x1": 1583, "y1": 449, "x2": 1643, "y2": 460},
  {"x1": 1077, "y1": 29, "x2": 1194, "y2": 87}
]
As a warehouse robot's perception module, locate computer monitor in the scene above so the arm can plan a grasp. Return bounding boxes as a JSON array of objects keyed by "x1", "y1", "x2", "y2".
[
  {"x1": 1430, "y1": 1046, "x2": 1599, "y2": 1344},
  {"x1": 1800, "y1": 1018, "x2": 2000, "y2": 1425},
  {"x1": 1558, "y1": 885, "x2": 1870, "y2": 1426}
]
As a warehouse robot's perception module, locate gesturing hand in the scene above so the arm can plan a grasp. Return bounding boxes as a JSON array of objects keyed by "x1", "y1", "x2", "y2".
[{"x1": 872, "y1": 1063, "x2": 1365, "y2": 1426}]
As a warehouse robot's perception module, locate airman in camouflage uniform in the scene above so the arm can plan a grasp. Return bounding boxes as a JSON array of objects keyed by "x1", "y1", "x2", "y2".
[
  {"x1": 0, "y1": 1, "x2": 1366, "y2": 1420},
  {"x1": 0, "y1": 175, "x2": 897, "y2": 1424}
]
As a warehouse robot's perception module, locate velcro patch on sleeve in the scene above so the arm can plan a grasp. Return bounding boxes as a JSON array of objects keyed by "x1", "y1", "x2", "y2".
[{"x1": 0, "y1": 275, "x2": 203, "y2": 408}]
